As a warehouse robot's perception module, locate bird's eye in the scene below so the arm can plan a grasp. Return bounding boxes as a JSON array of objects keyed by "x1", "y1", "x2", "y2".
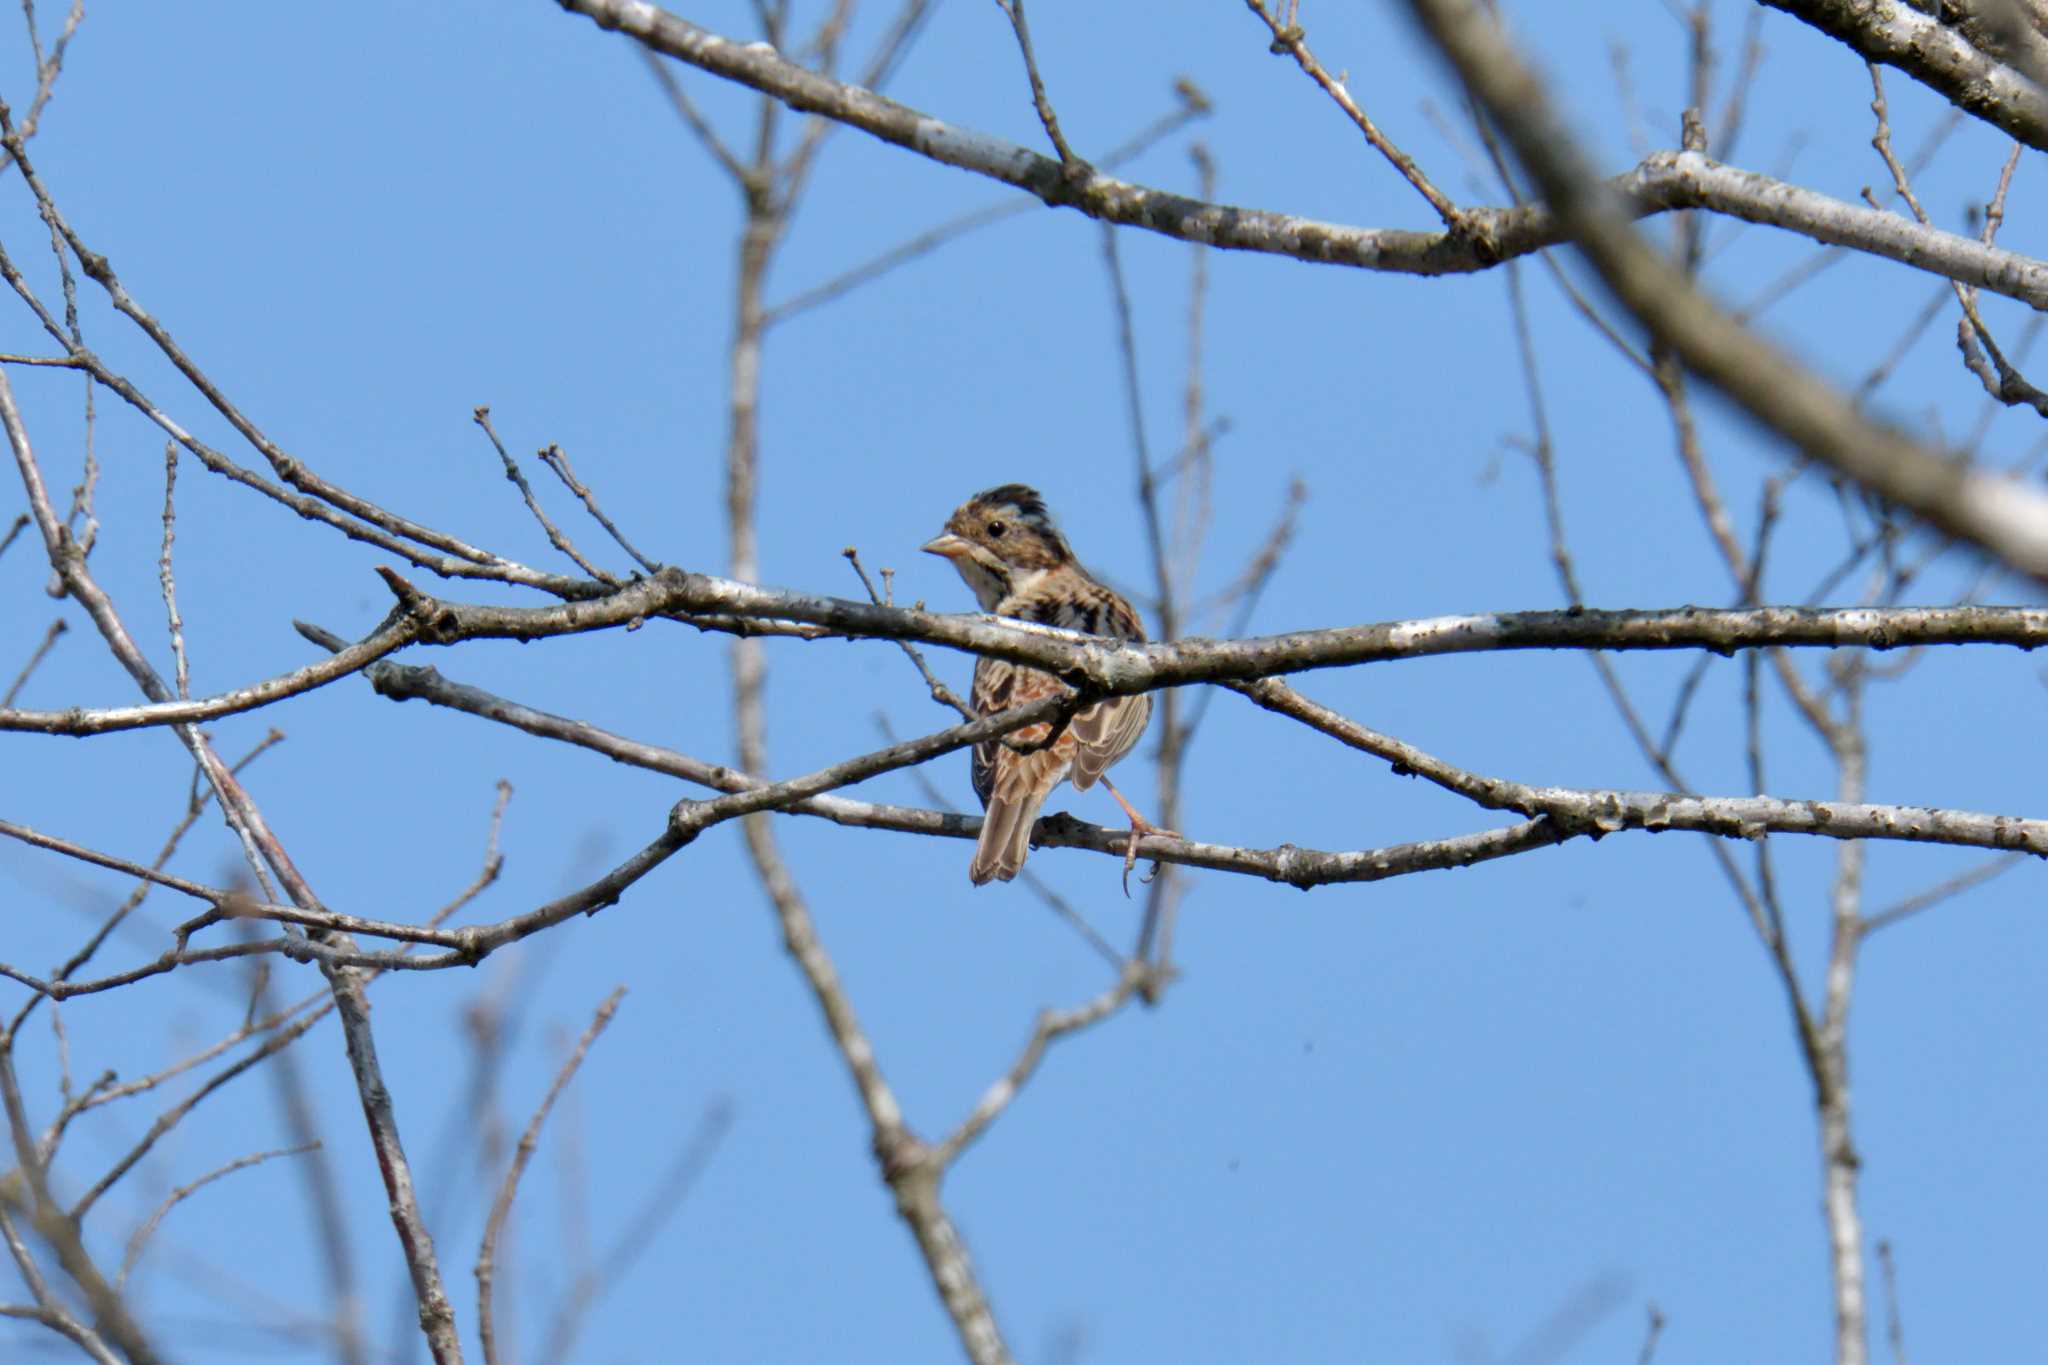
[{"x1": 987, "y1": 519, "x2": 1007, "y2": 538}]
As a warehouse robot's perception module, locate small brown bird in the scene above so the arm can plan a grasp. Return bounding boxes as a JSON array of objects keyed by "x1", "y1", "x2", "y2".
[{"x1": 922, "y1": 484, "x2": 1164, "y2": 885}]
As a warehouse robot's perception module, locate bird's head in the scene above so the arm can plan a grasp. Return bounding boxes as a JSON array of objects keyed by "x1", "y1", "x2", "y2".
[{"x1": 921, "y1": 483, "x2": 1073, "y2": 610}]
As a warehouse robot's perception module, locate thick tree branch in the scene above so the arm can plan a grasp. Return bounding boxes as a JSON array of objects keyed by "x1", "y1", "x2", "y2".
[
  {"x1": 1758, "y1": 0, "x2": 2048, "y2": 151},
  {"x1": 554, "y1": 2, "x2": 2048, "y2": 313},
  {"x1": 377, "y1": 565, "x2": 2048, "y2": 691}
]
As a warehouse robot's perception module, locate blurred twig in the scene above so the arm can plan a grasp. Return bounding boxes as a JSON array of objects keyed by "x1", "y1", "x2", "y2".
[{"x1": 478, "y1": 987, "x2": 626, "y2": 1365}]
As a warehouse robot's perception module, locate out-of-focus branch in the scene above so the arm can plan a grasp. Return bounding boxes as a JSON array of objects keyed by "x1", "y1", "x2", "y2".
[
  {"x1": 1097, "y1": 221, "x2": 1183, "y2": 949},
  {"x1": 1863, "y1": 850, "x2": 2025, "y2": 933},
  {"x1": 0, "y1": 1197, "x2": 120, "y2": 1365},
  {"x1": 688, "y1": 42, "x2": 1018, "y2": 1351},
  {"x1": 477, "y1": 987, "x2": 624, "y2": 1365},
  {"x1": 116, "y1": 1142, "x2": 320, "y2": 1291},
  {"x1": 1401, "y1": 0, "x2": 2048, "y2": 582},
  {"x1": 534, "y1": 1098, "x2": 732, "y2": 1365},
  {"x1": 556, "y1": 2, "x2": 2048, "y2": 312},
  {"x1": 0, "y1": 1022, "x2": 158, "y2": 1363}
]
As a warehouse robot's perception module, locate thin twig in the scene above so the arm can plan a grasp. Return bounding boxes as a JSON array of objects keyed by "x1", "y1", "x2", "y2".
[
  {"x1": 477, "y1": 987, "x2": 625, "y2": 1365},
  {"x1": 0, "y1": 1196, "x2": 120, "y2": 1365},
  {"x1": 0, "y1": 1020, "x2": 159, "y2": 1362},
  {"x1": 1098, "y1": 219, "x2": 1180, "y2": 933},
  {"x1": 1508, "y1": 217, "x2": 1766, "y2": 955},
  {"x1": 931, "y1": 961, "x2": 1149, "y2": 1168},
  {"x1": 434, "y1": 780, "x2": 513, "y2": 925},
  {"x1": 1636, "y1": 1302, "x2": 1666, "y2": 1365},
  {"x1": 764, "y1": 86, "x2": 1208, "y2": 326},
  {"x1": 1863, "y1": 852, "x2": 2025, "y2": 934},
  {"x1": 1876, "y1": 1239, "x2": 1908, "y2": 1365},
  {"x1": 474, "y1": 408, "x2": 615, "y2": 583},
  {"x1": 0, "y1": 365, "x2": 465, "y2": 1363},
  {"x1": 537, "y1": 444, "x2": 662, "y2": 574},
  {"x1": 640, "y1": 45, "x2": 748, "y2": 182},
  {"x1": 778, "y1": 0, "x2": 938, "y2": 206},
  {"x1": 0, "y1": 617, "x2": 64, "y2": 707},
  {"x1": 876, "y1": 712, "x2": 1124, "y2": 967},
  {"x1": 534, "y1": 1098, "x2": 732, "y2": 1365},
  {"x1": 0, "y1": 102, "x2": 563, "y2": 597},
  {"x1": 993, "y1": 0, "x2": 1079, "y2": 166},
  {"x1": 117, "y1": 1143, "x2": 321, "y2": 1291},
  {"x1": 556, "y1": 4, "x2": 2048, "y2": 320},
  {"x1": 14, "y1": 730, "x2": 285, "y2": 1033},
  {"x1": 0, "y1": 610, "x2": 420, "y2": 736},
  {"x1": 54, "y1": 991, "x2": 322, "y2": 1127},
  {"x1": 157, "y1": 442, "x2": 188, "y2": 698},
  {"x1": 1244, "y1": 0, "x2": 1466, "y2": 229},
  {"x1": 845, "y1": 547, "x2": 972, "y2": 718},
  {"x1": 9, "y1": 0, "x2": 84, "y2": 156},
  {"x1": 1866, "y1": 72, "x2": 2047, "y2": 416}
]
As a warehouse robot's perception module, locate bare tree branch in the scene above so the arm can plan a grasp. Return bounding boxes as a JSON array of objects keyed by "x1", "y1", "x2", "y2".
[
  {"x1": 370, "y1": 565, "x2": 2048, "y2": 690},
  {"x1": 0, "y1": 362, "x2": 465, "y2": 1361},
  {"x1": 1243, "y1": 0, "x2": 1466, "y2": 227},
  {"x1": 1402, "y1": 0, "x2": 2048, "y2": 581},
  {"x1": 1758, "y1": 0, "x2": 2048, "y2": 150},
  {"x1": 0, "y1": 614, "x2": 418, "y2": 735},
  {"x1": 556, "y1": 2, "x2": 2048, "y2": 313}
]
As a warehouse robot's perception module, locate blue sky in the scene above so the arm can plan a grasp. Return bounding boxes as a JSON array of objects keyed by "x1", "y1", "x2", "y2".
[{"x1": 1, "y1": 3, "x2": 2043, "y2": 1362}]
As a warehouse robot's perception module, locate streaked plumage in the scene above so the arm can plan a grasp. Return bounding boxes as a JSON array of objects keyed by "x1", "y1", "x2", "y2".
[{"x1": 922, "y1": 484, "x2": 1157, "y2": 885}]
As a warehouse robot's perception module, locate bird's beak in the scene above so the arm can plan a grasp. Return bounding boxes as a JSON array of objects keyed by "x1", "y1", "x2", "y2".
[{"x1": 921, "y1": 533, "x2": 969, "y2": 560}]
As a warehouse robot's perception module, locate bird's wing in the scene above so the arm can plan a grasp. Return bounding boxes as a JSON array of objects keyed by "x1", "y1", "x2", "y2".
[{"x1": 1069, "y1": 690, "x2": 1150, "y2": 791}]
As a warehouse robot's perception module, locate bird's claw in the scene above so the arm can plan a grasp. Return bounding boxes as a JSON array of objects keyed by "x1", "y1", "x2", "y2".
[{"x1": 1119, "y1": 822, "x2": 1181, "y2": 898}]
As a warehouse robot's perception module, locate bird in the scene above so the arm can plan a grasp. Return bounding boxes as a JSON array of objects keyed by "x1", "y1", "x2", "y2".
[{"x1": 921, "y1": 483, "x2": 1166, "y2": 886}]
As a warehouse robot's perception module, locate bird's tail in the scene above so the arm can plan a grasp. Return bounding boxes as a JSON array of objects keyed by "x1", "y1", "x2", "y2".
[{"x1": 969, "y1": 786, "x2": 1053, "y2": 884}]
